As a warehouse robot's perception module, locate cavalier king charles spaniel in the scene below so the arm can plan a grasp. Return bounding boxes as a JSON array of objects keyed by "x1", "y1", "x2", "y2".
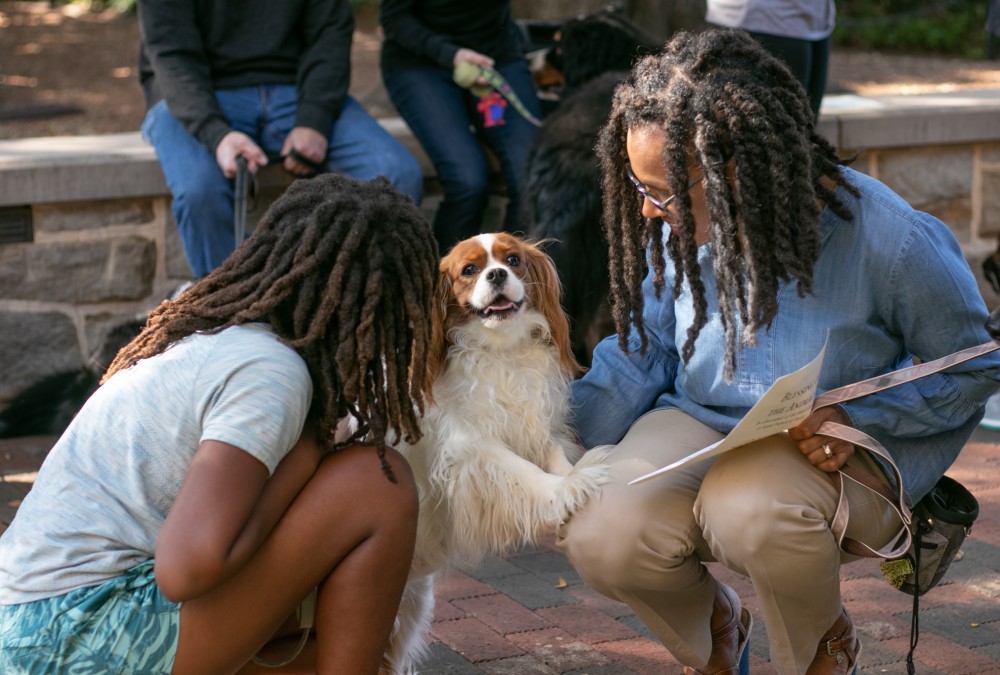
[{"x1": 384, "y1": 232, "x2": 610, "y2": 673}]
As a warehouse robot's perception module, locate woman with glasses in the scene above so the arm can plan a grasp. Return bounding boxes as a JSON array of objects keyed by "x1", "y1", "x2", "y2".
[{"x1": 555, "y1": 29, "x2": 1000, "y2": 675}]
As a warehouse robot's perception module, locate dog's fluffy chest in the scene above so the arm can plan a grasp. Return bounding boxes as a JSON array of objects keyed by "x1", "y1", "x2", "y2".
[{"x1": 426, "y1": 340, "x2": 571, "y2": 459}]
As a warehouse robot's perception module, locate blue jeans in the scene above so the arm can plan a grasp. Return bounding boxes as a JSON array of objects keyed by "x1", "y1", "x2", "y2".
[
  {"x1": 142, "y1": 86, "x2": 423, "y2": 278},
  {"x1": 383, "y1": 59, "x2": 540, "y2": 248}
]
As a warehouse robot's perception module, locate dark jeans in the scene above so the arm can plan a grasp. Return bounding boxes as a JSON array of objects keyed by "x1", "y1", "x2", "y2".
[
  {"x1": 746, "y1": 30, "x2": 831, "y2": 119},
  {"x1": 384, "y1": 59, "x2": 541, "y2": 249}
]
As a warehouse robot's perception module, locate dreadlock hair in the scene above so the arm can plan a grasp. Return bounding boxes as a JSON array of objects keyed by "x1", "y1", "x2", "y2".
[
  {"x1": 102, "y1": 174, "x2": 439, "y2": 481},
  {"x1": 596, "y1": 28, "x2": 859, "y2": 381}
]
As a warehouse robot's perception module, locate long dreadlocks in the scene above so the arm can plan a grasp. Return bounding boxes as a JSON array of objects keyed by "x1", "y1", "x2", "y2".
[
  {"x1": 597, "y1": 28, "x2": 858, "y2": 380},
  {"x1": 103, "y1": 174, "x2": 439, "y2": 480}
]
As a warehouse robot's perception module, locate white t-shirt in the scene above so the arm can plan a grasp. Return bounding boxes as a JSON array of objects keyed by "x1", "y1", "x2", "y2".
[
  {"x1": 0, "y1": 323, "x2": 312, "y2": 604},
  {"x1": 706, "y1": 0, "x2": 836, "y2": 40}
]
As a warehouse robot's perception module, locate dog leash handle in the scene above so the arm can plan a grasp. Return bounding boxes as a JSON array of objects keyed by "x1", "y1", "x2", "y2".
[
  {"x1": 453, "y1": 61, "x2": 543, "y2": 127},
  {"x1": 234, "y1": 156, "x2": 249, "y2": 246},
  {"x1": 811, "y1": 340, "x2": 1000, "y2": 559},
  {"x1": 813, "y1": 340, "x2": 1000, "y2": 411}
]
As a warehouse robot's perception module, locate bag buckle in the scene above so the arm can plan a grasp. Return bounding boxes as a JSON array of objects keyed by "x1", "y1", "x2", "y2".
[{"x1": 824, "y1": 637, "x2": 845, "y2": 663}]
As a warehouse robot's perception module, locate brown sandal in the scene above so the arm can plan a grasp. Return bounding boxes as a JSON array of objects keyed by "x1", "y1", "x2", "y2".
[
  {"x1": 683, "y1": 583, "x2": 753, "y2": 675},
  {"x1": 806, "y1": 607, "x2": 861, "y2": 675}
]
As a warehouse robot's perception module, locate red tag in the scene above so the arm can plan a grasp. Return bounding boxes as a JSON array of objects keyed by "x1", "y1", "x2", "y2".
[{"x1": 477, "y1": 91, "x2": 507, "y2": 127}]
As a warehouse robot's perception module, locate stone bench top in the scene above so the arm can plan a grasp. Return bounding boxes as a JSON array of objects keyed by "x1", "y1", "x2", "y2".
[
  {"x1": 0, "y1": 118, "x2": 424, "y2": 207},
  {"x1": 1, "y1": 91, "x2": 999, "y2": 207}
]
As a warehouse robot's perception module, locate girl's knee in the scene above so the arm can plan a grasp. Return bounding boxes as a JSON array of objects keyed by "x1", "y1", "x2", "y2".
[{"x1": 315, "y1": 445, "x2": 419, "y2": 526}]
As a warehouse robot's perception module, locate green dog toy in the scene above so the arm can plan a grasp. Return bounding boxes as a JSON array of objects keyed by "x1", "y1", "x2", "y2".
[{"x1": 453, "y1": 61, "x2": 542, "y2": 127}]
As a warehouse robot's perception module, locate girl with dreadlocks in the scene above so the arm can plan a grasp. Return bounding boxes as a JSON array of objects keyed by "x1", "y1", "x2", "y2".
[
  {"x1": 0, "y1": 174, "x2": 439, "y2": 674},
  {"x1": 555, "y1": 29, "x2": 1000, "y2": 675}
]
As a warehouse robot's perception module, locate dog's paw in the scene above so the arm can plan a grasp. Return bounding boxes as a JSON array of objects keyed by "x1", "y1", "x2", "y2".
[
  {"x1": 574, "y1": 444, "x2": 614, "y2": 469},
  {"x1": 546, "y1": 460, "x2": 611, "y2": 525}
]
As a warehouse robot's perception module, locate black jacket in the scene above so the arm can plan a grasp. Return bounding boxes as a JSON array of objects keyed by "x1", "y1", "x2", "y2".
[
  {"x1": 138, "y1": 0, "x2": 353, "y2": 152},
  {"x1": 380, "y1": 0, "x2": 524, "y2": 72}
]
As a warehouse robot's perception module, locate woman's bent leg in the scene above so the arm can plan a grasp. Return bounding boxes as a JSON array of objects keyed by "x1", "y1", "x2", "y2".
[
  {"x1": 142, "y1": 100, "x2": 236, "y2": 278},
  {"x1": 171, "y1": 445, "x2": 418, "y2": 675},
  {"x1": 698, "y1": 434, "x2": 900, "y2": 673},
  {"x1": 557, "y1": 409, "x2": 729, "y2": 667}
]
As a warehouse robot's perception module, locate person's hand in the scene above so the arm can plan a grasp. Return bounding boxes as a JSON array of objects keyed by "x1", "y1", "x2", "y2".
[
  {"x1": 787, "y1": 405, "x2": 854, "y2": 472},
  {"x1": 454, "y1": 48, "x2": 494, "y2": 87},
  {"x1": 280, "y1": 127, "x2": 328, "y2": 177},
  {"x1": 214, "y1": 131, "x2": 268, "y2": 179}
]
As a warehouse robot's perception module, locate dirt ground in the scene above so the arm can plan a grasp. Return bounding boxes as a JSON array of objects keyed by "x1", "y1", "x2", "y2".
[{"x1": 2, "y1": 1, "x2": 1000, "y2": 140}]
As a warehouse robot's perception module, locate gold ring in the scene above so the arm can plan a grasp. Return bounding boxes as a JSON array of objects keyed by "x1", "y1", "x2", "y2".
[{"x1": 822, "y1": 443, "x2": 833, "y2": 459}]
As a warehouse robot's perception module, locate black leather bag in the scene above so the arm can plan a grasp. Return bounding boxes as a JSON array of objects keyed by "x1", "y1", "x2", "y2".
[{"x1": 881, "y1": 475, "x2": 979, "y2": 596}]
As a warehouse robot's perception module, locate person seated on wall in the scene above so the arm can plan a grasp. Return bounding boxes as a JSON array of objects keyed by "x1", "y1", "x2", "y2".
[
  {"x1": 380, "y1": 0, "x2": 543, "y2": 249},
  {"x1": 137, "y1": 0, "x2": 424, "y2": 278}
]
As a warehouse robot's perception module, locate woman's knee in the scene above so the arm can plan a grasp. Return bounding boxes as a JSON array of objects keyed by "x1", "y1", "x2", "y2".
[
  {"x1": 698, "y1": 439, "x2": 835, "y2": 564},
  {"x1": 440, "y1": 166, "x2": 490, "y2": 205},
  {"x1": 559, "y1": 501, "x2": 659, "y2": 596},
  {"x1": 312, "y1": 445, "x2": 419, "y2": 532}
]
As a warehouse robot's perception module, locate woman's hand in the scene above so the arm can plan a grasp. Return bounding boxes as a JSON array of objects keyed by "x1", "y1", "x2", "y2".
[
  {"x1": 453, "y1": 48, "x2": 494, "y2": 68},
  {"x1": 787, "y1": 405, "x2": 855, "y2": 472},
  {"x1": 453, "y1": 48, "x2": 494, "y2": 87}
]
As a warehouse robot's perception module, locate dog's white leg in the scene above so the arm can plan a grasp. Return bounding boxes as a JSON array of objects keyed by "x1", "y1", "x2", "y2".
[
  {"x1": 549, "y1": 445, "x2": 614, "y2": 524},
  {"x1": 445, "y1": 441, "x2": 611, "y2": 558},
  {"x1": 384, "y1": 574, "x2": 436, "y2": 674},
  {"x1": 544, "y1": 442, "x2": 578, "y2": 476}
]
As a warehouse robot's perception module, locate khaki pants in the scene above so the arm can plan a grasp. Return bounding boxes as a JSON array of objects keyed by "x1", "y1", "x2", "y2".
[{"x1": 557, "y1": 408, "x2": 901, "y2": 674}]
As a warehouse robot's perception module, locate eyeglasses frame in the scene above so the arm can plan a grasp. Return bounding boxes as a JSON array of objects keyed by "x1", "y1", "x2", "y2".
[{"x1": 625, "y1": 162, "x2": 704, "y2": 213}]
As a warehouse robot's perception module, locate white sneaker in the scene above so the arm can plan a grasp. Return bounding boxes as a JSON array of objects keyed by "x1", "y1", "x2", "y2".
[{"x1": 980, "y1": 392, "x2": 1000, "y2": 430}]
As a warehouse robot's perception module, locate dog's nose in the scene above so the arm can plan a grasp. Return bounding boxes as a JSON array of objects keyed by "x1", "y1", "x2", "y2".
[{"x1": 486, "y1": 268, "x2": 507, "y2": 286}]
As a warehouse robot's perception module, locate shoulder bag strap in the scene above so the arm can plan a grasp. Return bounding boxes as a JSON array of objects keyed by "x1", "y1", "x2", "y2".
[{"x1": 811, "y1": 341, "x2": 999, "y2": 559}]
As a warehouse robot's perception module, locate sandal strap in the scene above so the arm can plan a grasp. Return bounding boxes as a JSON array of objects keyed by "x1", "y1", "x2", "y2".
[{"x1": 817, "y1": 633, "x2": 857, "y2": 659}]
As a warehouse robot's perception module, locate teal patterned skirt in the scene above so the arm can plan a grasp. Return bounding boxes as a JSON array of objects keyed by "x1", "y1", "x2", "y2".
[{"x1": 0, "y1": 561, "x2": 180, "y2": 674}]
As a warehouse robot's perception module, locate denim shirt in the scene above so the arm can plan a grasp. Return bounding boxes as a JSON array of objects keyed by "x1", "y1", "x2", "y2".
[{"x1": 572, "y1": 166, "x2": 1000, "y2": 505}]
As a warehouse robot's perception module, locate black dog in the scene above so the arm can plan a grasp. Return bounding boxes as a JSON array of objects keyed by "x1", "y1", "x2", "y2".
[
  {"x1": 0, "y1": 318, "x2": 143, "y2": 439},
  {"x1": 523, "y1": 11, "x2": 661, "y2": 366}
]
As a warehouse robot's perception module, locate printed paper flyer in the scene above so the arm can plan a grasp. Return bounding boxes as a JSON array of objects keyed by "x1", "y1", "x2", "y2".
[{"x1": 629, "y1": 345, "x2": 826, "y2": 486}]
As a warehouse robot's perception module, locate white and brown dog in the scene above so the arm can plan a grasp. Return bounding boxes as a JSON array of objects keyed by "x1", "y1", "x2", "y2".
[{"x1": 384, "y1": 232, "x2": 610, "y2": 673}]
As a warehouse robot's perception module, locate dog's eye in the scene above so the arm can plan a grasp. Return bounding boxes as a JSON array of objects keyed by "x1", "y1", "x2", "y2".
[
  {"x1": 462, "y1": 264, "x2": 479, "y2": 276},
  {"x1": 505, "y1": 255, "x2": 520, "y2": 267}
]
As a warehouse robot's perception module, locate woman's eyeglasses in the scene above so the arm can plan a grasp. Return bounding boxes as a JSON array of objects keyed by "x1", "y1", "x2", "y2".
[{"x1": 625, "y1": 162, "x2": 703, "y2": 212}]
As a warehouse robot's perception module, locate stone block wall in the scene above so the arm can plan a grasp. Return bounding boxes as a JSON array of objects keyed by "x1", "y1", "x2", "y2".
[{"x1": 1, "y1": 194, "x2": 177, "y2": 400}]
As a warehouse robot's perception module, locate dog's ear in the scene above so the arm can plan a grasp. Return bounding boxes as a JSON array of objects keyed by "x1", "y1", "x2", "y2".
[
  {"x1": 524, "y1": 244, "x2": 583, "y2": 376},
  {"x1": 427, "y1": 264, "x2": 454, "y2": 384}
]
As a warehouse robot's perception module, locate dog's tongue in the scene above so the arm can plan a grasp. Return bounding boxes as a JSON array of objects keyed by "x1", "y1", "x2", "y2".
[{"x1": 486, "y1": 300, "x2": 515, "y2": 315}]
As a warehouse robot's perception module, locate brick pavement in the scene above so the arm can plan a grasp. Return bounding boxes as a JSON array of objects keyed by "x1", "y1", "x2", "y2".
[{"x1": 2, "y1": 429, "x2": 999, "y2": 674}]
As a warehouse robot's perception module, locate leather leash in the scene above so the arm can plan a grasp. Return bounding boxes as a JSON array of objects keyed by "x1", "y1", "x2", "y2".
[
  {"x1": 810, "y1": 340, "x2": 1000, "y2": 558},
  {"x1": 234, "y1": 156, "x2": 250, "y2": 246}
]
